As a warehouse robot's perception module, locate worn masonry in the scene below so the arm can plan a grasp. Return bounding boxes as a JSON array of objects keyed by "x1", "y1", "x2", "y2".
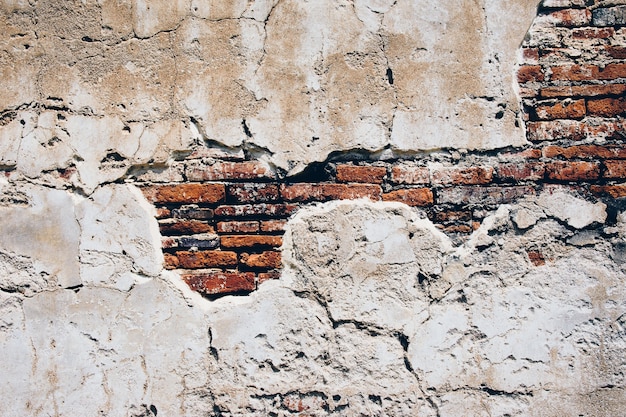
[{"x1": 0, "y1": 0, "x2": 625, "y2": 416}]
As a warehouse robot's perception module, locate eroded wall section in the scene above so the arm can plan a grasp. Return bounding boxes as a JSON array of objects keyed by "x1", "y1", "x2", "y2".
[{"x1": 1, "y1": 0, "x2": 626, "y2": 416}]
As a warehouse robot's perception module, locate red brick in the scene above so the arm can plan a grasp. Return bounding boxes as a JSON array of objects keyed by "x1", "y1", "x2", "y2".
[
  {"x1": 159, "y1": 220, "x2": 214, "y2": 235},
  {"x1": 526, "y1": 120, "x2": 586, "y2": 142},
  {"x1": 391, "y1": 166, "x2": 430, "y2": 184},
  {"x1": 550, "y1": 63, "x2": 626, "y2": 81},
  {"x1": 604, "y1": 160, "x2": 626, "y2": 179},
  {"x1": 572, "y1": 27, "x2": 614, "y2": 39},
  {"x1": 527, "y1": 250, "x2": 546, "y2": 266},
  {"x1": 175, "y1": 251, "x2": 238, "y2": 269},
  {"x1": 183, "y1": 272, "x2": 256, "y2": 295},
  {"x1": 280, "y1": 183, "x2": 382, "y2": 202},
  {"x1": 431, "y1": 166, "x2": 494, "y2": 185},
  {"x1": 382, "y1": 188, "x2": 433, "y2": 206},
  {"x1": 258, "y1": 271, "x2": 281, "y2": 283},
  {"x1": 241, "y1": 251, "x2": 282, "y2": 269},
  {"x1": 522, "y1": 48, "x2": 539, "y2": 64},
  {"x1": 142, "y1": 183, "x2": 225, "y2": 204},
  {"x1": 497, "y1": 162, "x2": 546, "y2": 181},
  {"x1": 220, "y1": 235, "x2": 283, "y2": 249},
  {"x1": 214, "y1": 203, "x2": 299, "y2": 217},
  {"x1": 260, "y1": 220, "x2": 287, "y2": 232},
  {"x1": 590, "y1": 184, "x2": 626, "y2": 198},
  {"x1": 543, "y1": 145, "x2": 626, "y2": 159},
  {"x1": 434, "y1": 210, "x2": 471, "y2": 222},
  {"x1": 539, "y1": 84, "x2": 626, "y2": 99},
  {"x1": 499, "y1": 149, "x2": 543, "y2": 160},
  {"x1": 605, "y1": 45, "x2": 626, "y2": 59},
  {"x1": 155, "y1": 207, "x2": 171, "y2": 219},
  {"x1": 217, "y1": 221, "x2": 259, "y2": 233},
  {"x1": 587, "y1": 97, "x2": 626, "y2": 117},
  {"x1": 185, "y1": 161, "x2": 271, "y2": 181},
  {"x1": 336, "y1": 165, "x2": 387, "y2": 183},
  {"x1": 441, "y1": 224, "x2": 473, "y2": 234},
  {"x1": 437, "y1": 186, "x2": 535, "y2": 205},
  {"x1": 164, "y1": 253, "x2": 179, "y2": 269},
  {"x1": 517, "y1": 65, "x2": 544, "y2": 83},
  {"x1": 546, "y1": 161, "x2": 600, "y2": 181},
  {"x1": 227, "y1": 183, "x2": 279, "y2": 203},
  {"x1": 535, "y1": 99, "x2": 586, "y2": 120},
  {"x1": 545, "y1": 8, "x2": 591, "y2": 26}
]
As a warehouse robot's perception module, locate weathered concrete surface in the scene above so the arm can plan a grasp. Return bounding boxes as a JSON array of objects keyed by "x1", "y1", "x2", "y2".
[
  {"x1": 0, "y1": 0, "x2": 536, "y2": 177},
  {"x1": 1, "y1": 196, "x2": 625, "y2": 416}
]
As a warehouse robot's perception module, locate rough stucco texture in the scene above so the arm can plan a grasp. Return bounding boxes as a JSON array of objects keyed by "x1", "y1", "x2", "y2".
[{"x1": 1, "y1": 0, "x2": 626, "y2": 416}]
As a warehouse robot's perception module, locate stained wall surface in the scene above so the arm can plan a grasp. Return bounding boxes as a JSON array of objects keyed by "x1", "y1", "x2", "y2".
[{"x1": 1, "y1": 0, "x2": 626, "y2": 416}]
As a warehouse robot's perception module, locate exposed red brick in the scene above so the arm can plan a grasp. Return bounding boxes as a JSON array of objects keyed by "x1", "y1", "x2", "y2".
[
  {"x1": 258, "y1": 271, "x2": 281, "y2": 283},
  {"x1": 535, "y1": 99, "x2": 586, "y2": 120},
  {"x1": 434, "y1": 210, "x2": 471, "y2": 222},
  {"x1": 241, "y1": 251, "x2": 282, "y2": 268},
  {"x1": 437, "y1": 186, "x2": 535, "y2": 205},
  {"x1": 545, "y1": 8, "x2": 591, "y2": 26},
  {"x1": 217, "y1": 221, "x2": 260, "y2": 233},
  {"x1": 550, "y1": 63, "x2": 626, "y2": 81},
  {"x1": 159, "y1": 220, "x2": 214, "y2": 235},
  {"x1": 391, "y1": 166, "x2": 430, "y2": 184},
  {"x1": 260, "y1": 220, "x2": 287, "y2": 232},
  {"x1": 336, "y1": 165, "x2": 387, "y2": 183},
  {"x1": 526, "y1": 120, "x2": 586, "y2": 142},
  {"x1": 522, "y1": 48, "x2": 539, "y2": 64},
  {"x1": 572, "y1": 27, "x2": 614, "y2": 38},
  {"x1": 214, "y1": 203, "x2": 299, "y2": 217},
  {"x1": 164, "y1": 253, "x2": 179, "y2": 269},
  {"x1": 546, "y1": 161, "x2": 600, "y2": 181},
  {"x1": 280, "y1": 183, "x2": 382, "y2": 202},
  {"x1": 382, "y1": 188, "x2": 433, "y2": 206},
  {"x1": 176, "y1": 251, "x2": 238, "y2": 269},
  {"x1": 142, "y1": 183, "x2": 225, "y2": 204},
  {"x1": 185, "y1": 161, "x2": 271, "y2": 181},
  {"x1": 500, "y1": 149, "x2": 543, "y2": 160},
  {"x1": 527, "y1": 250, "x2": 546, "y2": 266},
  {"x1": 155, "y1": 207, "x2": 171, "y2": 219},
  {"x1": 183, "y1": 272, "x2": 256, "y2": 295},
  {"x1": 605, "y1": 45, "x2": 626, "y2": 59},
  {"x1": 587, "y1": 97, "x2": 626, "y2": 117},
  {"x1": 517, "y1": 65, "x2": 544, "y2": 83},
  {"x1": 497, "y1": 162, "x2": 546, "y2": 181},
  {"x1": 590, "y1": 184, "x2": 626, "y2": 198},
  {"x1": 543, "y1": 145, "x2": 626, "y2": 159},
  {"x1": 604, "y1": 160, "x2": 626, "y2": 179},
  {"x1": 220, "y1": 235, "x2": 283, "y2": 249},
  {"x1": 226, "y1": 183, "x2": 280, "y2": 203},
  {"x1": 431, "y1": 166, "x2": 494, "y2": 185},
  {"x1": 441, "y1": 224, "x2": 473, "y2": 234},
  {"x1": 539, "y1": 84, "x2": 626, "y2": 99}
]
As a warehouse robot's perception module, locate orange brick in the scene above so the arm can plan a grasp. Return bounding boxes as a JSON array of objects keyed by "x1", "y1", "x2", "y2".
[
  {"x1": 431, "y1": 166, "x2": 494, "y2": 185},
  {"x1": 604, "y1": 160, "x2": 626, "y2": 179},
  {"x1": 280, "y1": 183, "x2": 382, "y2": 202},
  {"x1": 550, "y1": 63, "x2": 626, "y2": 81},
  {"x1": 220, "y1": 235, "x2": 283, "y2": 249},
  {"x1": 517, "y1": 65, "x2": 544, "y2": 83},
  {"x1": 241, "y1": 251, "x2": 282, "y2": 269},
  {"x1": 164, "y1": 253, "x2": 179, "y2": 269},
  {"x1": 535, "y1": 99, "x2": 586, "y2": 120},
  {"x1": 587, "y1": 97, "x2": 626, "y2": 117},
  {"x1": 336, "y1": 165, "x2": 387, "y2": 183},
  {"x1": 546, "y1": 161, "x2": 600, "y2": 181},
  {"x1": 142, "y1": 183, "x2": 225, "y2": 204},
  {"x1": 258, "y1": 271, "x2": 281, "y2": 283},
  {"x1": 545, "y1": 8, "x2": 591, "y2": 26},
  {"x1": 391, "y1": 166, "x2": 430, "y2": 184},
  {"x1": 159, "y1": 220, "x2": 214, "y2": 235},
  {"x1": 183, "y1": 272, "x2": 256, "y2": 295},
  {"x1": 175, "y1": 251, "x2": 238, "y2": 269},
  {"x1": 590, "y1": 184, "x2": 626, "y2": 198},
  {"x1": 543, "y1": 145, "x2": 626, "y2": 160},
  {"x1": 382, "y1": 188, "x2": 433, "y2": 206}
]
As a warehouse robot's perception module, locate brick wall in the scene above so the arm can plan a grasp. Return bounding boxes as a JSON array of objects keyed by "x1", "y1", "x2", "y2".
[{"x1": 139, "y1": 1, "x2": 625, "y2": 299}]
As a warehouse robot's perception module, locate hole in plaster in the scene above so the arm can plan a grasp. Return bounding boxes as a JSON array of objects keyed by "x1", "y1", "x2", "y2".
[
  {"x1": 81, "y1": 36, "x2": 93, "y2": 42},
  {"x1": 386, "y1": 67, "x2": 394, "y2": 85},
  {"x1": 242, "y1": 119, "x2": 253, "y2": 138},
  {"x1": 122, "y1": 125, "x2": 131, "y2": 134}
]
